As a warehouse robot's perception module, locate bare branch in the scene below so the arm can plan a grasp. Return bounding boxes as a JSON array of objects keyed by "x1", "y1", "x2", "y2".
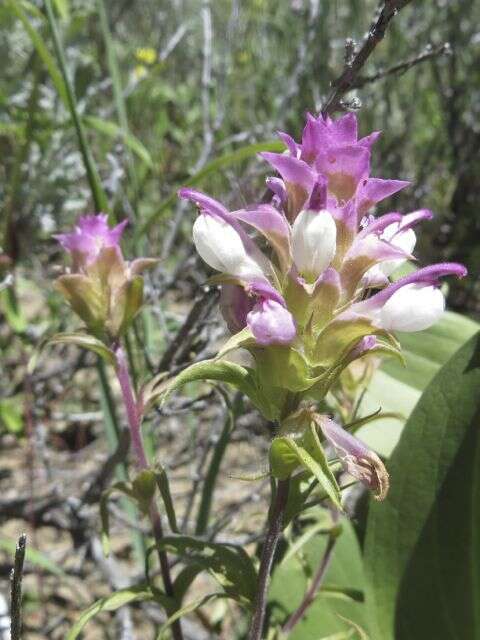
[
  {"x1": 352, "y1": 42, "x2": 451, "y2": 89},
  {"x1": 157, "y1": 285, "x2": 219, "y2": 373},
  {"x1": 322, "y1": 0, "x2": 414, "y2": 115}
]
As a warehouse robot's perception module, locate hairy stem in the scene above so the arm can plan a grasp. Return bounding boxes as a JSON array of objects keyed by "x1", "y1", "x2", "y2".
[
  {"x1": 248, "y1": 479, "x2": 290, "y2": 640},
  {"x1": 114, "y1": 345, "x2": 184, "y2": 640}
]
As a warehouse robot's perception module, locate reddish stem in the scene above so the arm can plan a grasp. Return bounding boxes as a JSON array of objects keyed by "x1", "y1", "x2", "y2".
[{"x1": 114, "y1": 345, "x2": 184, "y2": 640}]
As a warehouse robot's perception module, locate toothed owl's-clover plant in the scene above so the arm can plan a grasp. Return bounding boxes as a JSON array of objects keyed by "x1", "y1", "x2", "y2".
[
  {"x1": 178, "y1": 112, "x2": 467, "y2": 501},
  {"x1": 49, "y1": 111, "x2": 468, "y2": 640}
]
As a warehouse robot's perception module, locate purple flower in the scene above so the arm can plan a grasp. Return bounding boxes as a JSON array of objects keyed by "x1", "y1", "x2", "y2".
[
  {"x1": 180, "y1": 113, "x2": 467, "y2": 363},
  {"x1": 246, "y1": 281, "x2": 296, "y2": 346},
  {"x1": 316, "y1": 415, "x2": 389, "y2": 500},
  {"x1": 55, "y1": 213, "x2": 156, "y2": 339},
  {"x1": 55, "y1": 214, "x2": 128, "y2": 269}
]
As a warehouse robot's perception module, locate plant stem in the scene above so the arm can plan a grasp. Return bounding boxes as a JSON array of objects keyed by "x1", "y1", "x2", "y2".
[
  {"x1": 10, "y1": 533, "x2": 27, "y2": 640},
  {"x1": 114, "y1": 345, "x2": 184, "y2": 640},
  {"x1": 282, "y1": 533, "x2": 337, "y2": 634},
  {"x1": 248, "y1": 478, "x2": 290, "y2": 640}
]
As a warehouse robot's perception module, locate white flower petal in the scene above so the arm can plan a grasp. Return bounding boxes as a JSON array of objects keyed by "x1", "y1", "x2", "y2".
[
  {"x1": 380, "y1": 284, "x2": 445, "y2": 332},
  {"x1": 291, "y1": 209, "x2": 337, "y2": 281},
  {"x1": 193, "y1": 214, "x2": 268, "y2": 279}
]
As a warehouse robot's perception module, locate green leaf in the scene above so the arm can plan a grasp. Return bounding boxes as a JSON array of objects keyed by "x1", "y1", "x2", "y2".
[
  {"x1": 138, "y1": 139, "x2": 285, "y2": 236},
  {"x1": 270, "y1": 426, "x2": 342, "y2": 510},
  {"x1": 47, "y1": 332, "x2": 115, "y2": 365},
  {"x1": 66, "y1": 584, "x2": 163, "y2": 640},
  {"x1": 0, "y1": 397, "x2": 23, "y2": 434},
  {"x1": 0, "y1": 288, "x2": 27, "y2": 333},
  {"x1": 283, "y1": 472, "x2": 318, "y2": 527},
  {"x1": 156, "y1": 593, "x2": 230, "y2": 640},
  {"x1": 269, "y1": 517, "x2": 369, "y2": 637},
  {"x1": 253, "y1": 346, "x2": 319, "y2": 392},
  {"x1": 100, "y1": 481, "x2": 136, "y2": 557},
  {"x1": 44, "y1": 0, "x2": 108, "y2": 212},
  {"x1": 364, "y1": 331, "x2": 480, "y2": 640},
  {"x1": 7, "y1": 0, "x2": 69, "y2": 107},
  {"x1": 83, "y1": 115, "x2": 153, "y2": 168},
  {"x1": 151, "y1": 358, "x2": 278, "y2": 419},
  {"x1": 153, "y1": 535, "x2": 257, "y2": 606},
  {"x1": 154, "y1": 466, "x2": 179, "y2": 533},
  {"x1": 52, "y1": 0, "x2": 69, "y2": 19},
  {"x1": 357, "y1": 311, "x2": 479, "y2": 457},
  {"x1": 215, "y1": 326, "x2": 256, "y2": 360}
]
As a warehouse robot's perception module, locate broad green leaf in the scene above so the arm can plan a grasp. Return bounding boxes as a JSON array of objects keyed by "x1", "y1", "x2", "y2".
[
  {"x1": 138, "y1": 139, "x2": 285, "y2": 236},
  {"x1": 0, "y1": 539, "x2": 67, "y2": 578},
  {"x1": 66, "y1": 584, "x2": 165, "y2": 640},
  {"x1": 47, "y1": 332, "x2": 115, "y2": 365},
  {"x1": 153, "y1": 535, "x2": 257, "y2": 605},
  {"x1": 83, "y1": 115, "x2": 153, "y2": 168},
  {"x1": 364, "y1": 331, "x2": 480, "y2": 640},
  {"x1": 269, "y1": 517, "x2": 369, "y2": 638},
  {"x1": 357, "y1": 311, "x2": 479, "y2": 457}
]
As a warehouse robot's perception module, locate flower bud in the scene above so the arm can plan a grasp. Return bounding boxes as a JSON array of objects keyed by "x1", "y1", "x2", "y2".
[
  {"x1": 247, "y1": 298, "x2": 296, "y2": 346},
  {"x1": 379, "y1": 284, "x2": 445, "y2": 332},
  {"x1": 246, "y1": 282, "x2": 296, "y2": 346},
  {"x1": 291, "y1": 209, "x2": 337, "y2": 282},
  {"x1": 55, "y1": 214, "x2": 155, "y2": 340},
  {"x1": 192, "y1": 213, "x2": 269, "y2": 281}
]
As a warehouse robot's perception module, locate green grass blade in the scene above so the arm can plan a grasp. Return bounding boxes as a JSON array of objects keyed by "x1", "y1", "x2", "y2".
[
  {"x1": 83, "y1": 115, "x2": 153, "y2": 169},
  {"x1": 96, "y1": 0, "x2": 140, "y2": 195},
  {"x1": 7, "y1": 0, "x2": 69, "y2": 107},
  {"x1": 137, "y1": 139, "x2": 285, "y2": 236},
  {"x1": 44, "y1": 0, "x2": 108, "y2": 213}
]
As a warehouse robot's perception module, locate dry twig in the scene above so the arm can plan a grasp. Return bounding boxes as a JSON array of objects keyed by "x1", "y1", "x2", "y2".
[
  {"x1": 10, "y1": 534, "x2": 26, "y2": 640},
  {"x1": 322, "y1": 0, "x2": 414, "y2": 115}
]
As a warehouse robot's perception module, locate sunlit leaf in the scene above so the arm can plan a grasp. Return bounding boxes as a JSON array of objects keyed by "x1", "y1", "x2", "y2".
[
  {"x1": 47, "y1": 332, "x2": 115, "y2": 365},
  {"x1": 66, "y1": 584, "x2": 167, "y2": 639},
  {"x1": 358, "y1": 311, "x2": 479, "y2": 457},
  {"x1": 365, "y1": 331, "x2": 480, "y2": 639}
]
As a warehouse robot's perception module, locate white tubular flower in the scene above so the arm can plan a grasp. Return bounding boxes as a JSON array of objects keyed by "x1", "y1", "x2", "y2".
[
  {"x1": 291, "y1": 209, "x2": 337, "y2": 282},
  {"x1": 192, "y1": 213, "x2": 269, "y2": 280},
  {"x1": 379, "y1": 284, "x2": 445, "y2": 332}
]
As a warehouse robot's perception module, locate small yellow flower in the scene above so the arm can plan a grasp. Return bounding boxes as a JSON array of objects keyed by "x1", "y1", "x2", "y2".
[
  {"x1": 135, "y1": 47, "x2": 157, "y2": 65},
  {"x1": 134, "y1": 65, "x2": 148, "y2": 80}
]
